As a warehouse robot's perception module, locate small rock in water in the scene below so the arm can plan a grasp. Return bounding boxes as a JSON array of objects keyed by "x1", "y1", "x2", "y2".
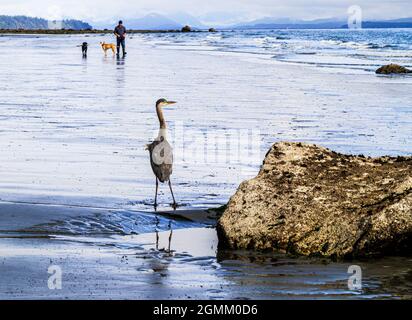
[
  {"x1": 217, "y1": 142, "x2": 412, "y2": 258},
  {"x1": 375, "y1": 64, "x2": 412, "y2": 74}
]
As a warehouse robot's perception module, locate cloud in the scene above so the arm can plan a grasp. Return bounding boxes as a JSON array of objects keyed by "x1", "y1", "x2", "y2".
[{"x1": 0, "y1": 0, "x2": 411, "y2": 24}]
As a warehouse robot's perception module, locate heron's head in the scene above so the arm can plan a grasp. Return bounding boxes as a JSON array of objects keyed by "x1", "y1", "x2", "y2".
[{"x1": 156, "y1": 98, "x2": 177, "y2": 108}]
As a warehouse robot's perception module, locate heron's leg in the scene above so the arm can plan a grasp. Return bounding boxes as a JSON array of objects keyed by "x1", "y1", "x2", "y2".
[
  {"x1": 167, "y1": 221, "x2": 173, "y2": 255},
  {"x1": 154, "y1": 178, "x2": 159, "y2": 210},
  {"x1": 168, "y1": 179, "x2": 177, "y2": 210},
  {"x1": 155, "y1": 215, "x2": 160, "y2": 251}
]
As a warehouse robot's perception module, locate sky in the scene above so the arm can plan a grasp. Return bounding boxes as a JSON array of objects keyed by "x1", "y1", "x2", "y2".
[{"x1": 0, "y1": 0, "x2": 411, "y2": 25}]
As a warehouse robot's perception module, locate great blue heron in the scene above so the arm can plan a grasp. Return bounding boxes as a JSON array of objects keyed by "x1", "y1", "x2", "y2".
[{"x1": 146, "y1": 99, "x2": 177, "y2": 209}]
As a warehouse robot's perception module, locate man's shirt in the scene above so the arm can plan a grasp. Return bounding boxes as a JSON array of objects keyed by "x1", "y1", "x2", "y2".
[{"x1": 114, "y1": 25, "x2": 126, "y2": 38}]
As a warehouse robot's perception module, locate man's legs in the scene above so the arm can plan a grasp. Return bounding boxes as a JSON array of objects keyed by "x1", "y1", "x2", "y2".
[
  {"x1": 121, "y1": 39, "x2": 126, "y2": 56},
  {"x1": 116, "y1": 37, "x2": 121, "y2": 55}
]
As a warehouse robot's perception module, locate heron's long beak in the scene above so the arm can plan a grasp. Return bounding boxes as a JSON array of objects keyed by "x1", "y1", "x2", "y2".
[{"x1": 166, "y1": 101, "x2": 177, "y2": 105}]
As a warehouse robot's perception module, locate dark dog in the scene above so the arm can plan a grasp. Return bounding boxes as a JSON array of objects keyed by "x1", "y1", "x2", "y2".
[{"x1": 81, "y1": 42, "x2": 88, "y2": 57}]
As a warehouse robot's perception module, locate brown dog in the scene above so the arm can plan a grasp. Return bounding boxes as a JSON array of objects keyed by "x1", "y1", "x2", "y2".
[{"x1": 100, "y1": 42, "x2": 116, "y2": 56}]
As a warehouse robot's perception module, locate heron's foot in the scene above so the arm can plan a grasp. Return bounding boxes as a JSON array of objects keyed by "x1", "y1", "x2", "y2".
[
  {"x1": 171, "y1": 202, "x2": 178, "y2": 210},
  {"x1": 154, "y1": 203, "x2": 158, "y2": 211}
]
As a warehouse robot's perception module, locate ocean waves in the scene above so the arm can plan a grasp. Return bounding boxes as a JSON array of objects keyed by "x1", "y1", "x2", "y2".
[{"x1": 141, "y1": 28, "x2": 412, "y2": 73}]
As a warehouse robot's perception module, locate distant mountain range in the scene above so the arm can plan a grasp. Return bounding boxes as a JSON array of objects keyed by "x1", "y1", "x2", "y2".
[
  {"x1": 345, "y1": 19, "x2": 412, "y2": 29},
  {"x1": 233, "y1": 18, "x2": 345, "y2": 29},
  {"x1": 95, "y1": 14, "x2": 412, "y2": 30},
  {"x1": 1, "y1": 14, "x2": 412, "y2": 31},
  {"x1": 233, "y1": 17, "x2": 412, "y2": 29},
  {"x1": 93, "y1": 13, "x2": 205, "y2": 30},
  {"x1": 0, "y1": 15, "x2": 92, "y2": 30},
  {"x1": 125, "y1": 13, "x2": 182, "y2": 30}
]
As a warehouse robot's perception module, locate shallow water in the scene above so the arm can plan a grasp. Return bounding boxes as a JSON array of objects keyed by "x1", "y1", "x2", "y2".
[
  {"x1": 1, "y1": 224, "x2": 411, "y2": 299},
  {"x1": 0, "y1": 32, "x2": 411, "y2": 299}
]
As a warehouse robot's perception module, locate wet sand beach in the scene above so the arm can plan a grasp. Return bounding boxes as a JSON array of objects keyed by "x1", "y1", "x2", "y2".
[
  {"x1": 1, "y1": 201, "x2": 411, "y2": 299},
  {"x1": 0, "y1": 32, "x2": 411, "y2": 299}
]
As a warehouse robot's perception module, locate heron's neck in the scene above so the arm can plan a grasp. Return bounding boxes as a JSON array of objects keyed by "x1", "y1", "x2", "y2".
[
  {"x1": 156, "y1": 104, "x2": 167, "y2": 129},
  {"x1": 157, "y1": 128, "x2": 168, "y2": 140}
]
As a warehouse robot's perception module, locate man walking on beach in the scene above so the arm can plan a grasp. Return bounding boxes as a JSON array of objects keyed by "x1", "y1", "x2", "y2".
[{"x1": 114, "y1": 20, "x2": 127, "y2": 57}]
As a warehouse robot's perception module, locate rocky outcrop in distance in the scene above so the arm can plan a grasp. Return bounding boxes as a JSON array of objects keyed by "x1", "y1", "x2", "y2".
[{"x1": 181, "y1": 25, "x2": 192, "y2": 32}]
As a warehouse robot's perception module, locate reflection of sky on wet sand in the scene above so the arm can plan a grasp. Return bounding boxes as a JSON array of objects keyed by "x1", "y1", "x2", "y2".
[{"x1": 0, "y1": 34, "x2": 410, "y2": 212}]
